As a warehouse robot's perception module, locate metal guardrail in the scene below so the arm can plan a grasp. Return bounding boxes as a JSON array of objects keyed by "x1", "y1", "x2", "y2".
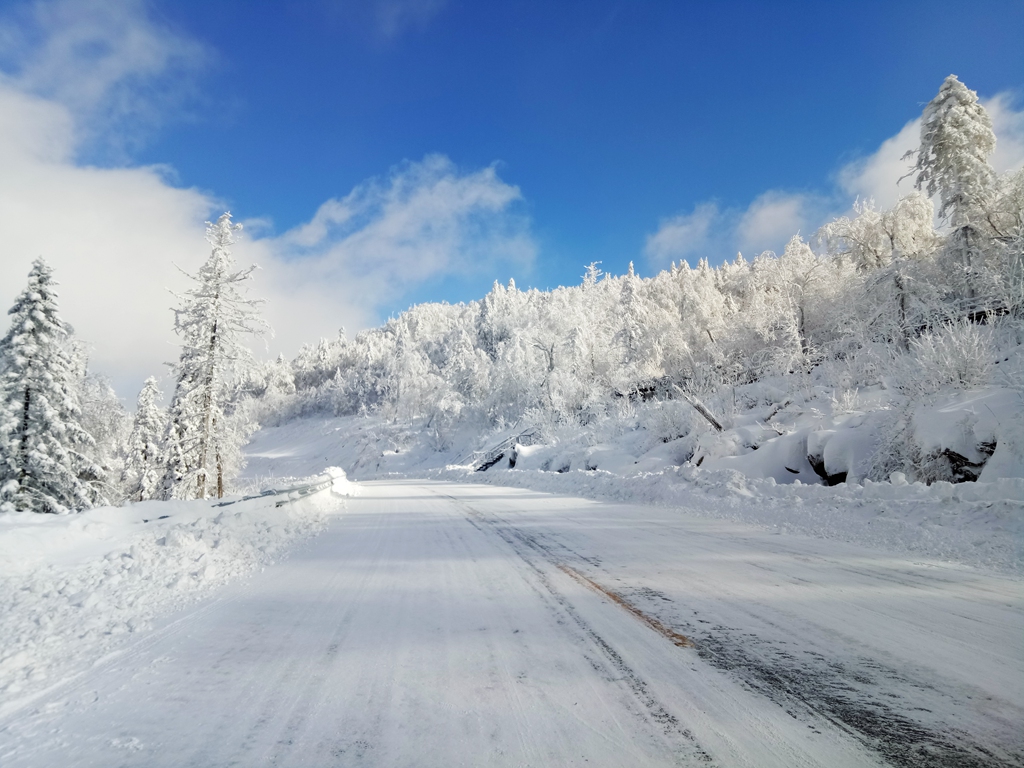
[
  {"x1": 472, "y1": 428, "x2": 540, "y2": 472},
  {"x1": 213, "y1": 471, "x2": 338, "y2": 508}
]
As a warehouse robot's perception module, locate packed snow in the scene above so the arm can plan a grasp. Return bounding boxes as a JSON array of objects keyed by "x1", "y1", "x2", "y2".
[{"x1": 1, "y1": 479, "x2": 1020, "y2": 767}]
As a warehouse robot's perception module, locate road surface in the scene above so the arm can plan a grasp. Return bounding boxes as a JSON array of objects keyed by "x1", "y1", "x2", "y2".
[{"x1": 1, "y1": 480, "x2": 1021, "y2": 767}]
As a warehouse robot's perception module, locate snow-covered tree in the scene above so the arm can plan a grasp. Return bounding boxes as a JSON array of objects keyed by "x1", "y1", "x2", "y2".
[
  {"x1": 122, "y1": 377, "x2": 165, "y2": 502},
  {"x1": 819, "y1": 194, "x2": 937, "y2": 271},
  {"x1": 613, "y1": 262, "x2": 663, "y2": 394},
  {"x1": 78, "y1": 372, "x2": 131, "y2": 500},
  {"x1": 161, "y1": 213, "x2": 267, "y2": 500},
  {"x1": 909, "y1": 75, "x2": 996, "y2": 227},
  {"x1": 819, "y1": 194, "x2": 939, "y2": 350},
  {"x1": 0, "y1": 260, "x2": 103, "y2": 513},
  {"x1": 909, "y1": 75, "x2": 998, "y2": 308}
]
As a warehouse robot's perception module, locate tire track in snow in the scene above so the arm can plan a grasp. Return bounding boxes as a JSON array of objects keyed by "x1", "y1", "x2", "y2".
[
  {"x1": 555, "y1": 563, "x2": 695, "y2": 649},
  {"x1": 441, "y1": 493, "x2": 715, "y2": 765},
  {"x1": 598, "y1": 567, "x2": 1024, "y2": 768},
  {"x1": 450, "y1": 490, "x2": 1024, "y2": 768}
]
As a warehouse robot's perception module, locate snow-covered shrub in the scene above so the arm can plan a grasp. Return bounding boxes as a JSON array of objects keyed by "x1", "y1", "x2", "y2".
[
  {"x1": 910, "y1": 320, "x2": 994, "y2": 394},
  {"x1": 830, "y1": 388, "x2": 861, "y2": 415},
  {"x1": 862, "y1": 405, "x2": 920, "y2": 483},
  {"x1": 639, "y1": 398, "x2": 698, "y2": 444}
]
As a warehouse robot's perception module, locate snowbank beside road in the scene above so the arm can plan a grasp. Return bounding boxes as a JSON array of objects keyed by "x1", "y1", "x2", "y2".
[
  {"x1": 246, "y1": 417, "x2": 1024, "y2": 576},
  {"x1": 0, "y1": 471, "x2": 350, "y2": 716},
  {"x1": 430, "y1": 464, "x2": 1024, "y2": 576}
]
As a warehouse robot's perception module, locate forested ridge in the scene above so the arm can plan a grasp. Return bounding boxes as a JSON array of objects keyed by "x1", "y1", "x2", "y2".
[
  {"x1": 2, "y1": 75, "x2": 1022, "y2": 512},
  {"x1": 277, "y1": 76, "x2": 1023, "y2": 486}
]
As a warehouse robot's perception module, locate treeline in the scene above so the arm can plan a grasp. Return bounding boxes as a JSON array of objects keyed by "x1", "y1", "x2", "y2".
[
  {"x1": 0, "y1": 215, "x2": 266, "y2": 513},
  {"x1": 284, "y1": 77, "x2": 1022, "y2": 460},
  {"x1": 1, "y1": 76, "x2": 1021, "y2": 512}
]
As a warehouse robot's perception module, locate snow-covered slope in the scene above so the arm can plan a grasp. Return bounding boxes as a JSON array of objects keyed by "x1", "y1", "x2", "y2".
[{"x1": 0, "y1": 471, "x2": 354, "y2": 715}]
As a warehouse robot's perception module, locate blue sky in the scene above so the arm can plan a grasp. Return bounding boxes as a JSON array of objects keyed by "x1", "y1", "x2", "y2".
[
  {"x1": 0, "y1": 0, "x2": 1022, "y2": 395},
  {"x1": 143, "y1": 1, "x2": 1023, "y2": 289}
]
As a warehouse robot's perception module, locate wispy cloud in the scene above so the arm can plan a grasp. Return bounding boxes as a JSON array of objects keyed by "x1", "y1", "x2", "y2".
[
  {"x1": 0, "y1": 0, "x2": 207, "y2": 156},
  {"x1": 245, "y1": 154, "x2": 535, "y2": 360},
  {"x1": 374, "y1": 0, "x2": 447, "y2": 39},
  {"x1": 645, "y1": 191, "x2": 822, "y2": 268},
  {"x1": 736, "y1": 191, "x2": 815, "y2": 256},
  {"x1": 644, "y1": 203, "x2": 719, "y2": 267},
  {"x1": 646, "y1": 91, "x2": 1024, "y2": 268}
]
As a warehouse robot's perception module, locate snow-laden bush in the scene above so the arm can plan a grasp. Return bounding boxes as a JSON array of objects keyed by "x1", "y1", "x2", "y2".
[{"x1": 910, "y1": 320, "x2": 995, "y2": 394}]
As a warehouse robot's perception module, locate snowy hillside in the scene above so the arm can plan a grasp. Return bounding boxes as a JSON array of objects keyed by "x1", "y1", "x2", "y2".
[{"x1": 254, "y1": 78, "x2": 1022, "y2": 510}]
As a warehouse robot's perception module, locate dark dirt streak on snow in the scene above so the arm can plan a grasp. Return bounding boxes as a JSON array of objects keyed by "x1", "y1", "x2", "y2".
[
  {"x1": 441, "y1": 493, "x2": 715, "y2": 765},
  {"x1": 447, "y1": 493, "x2": 1023, "y2": 768},
  {"x1": 612, "y1": 579, "x2": 1024, "y2": 768},
  {"x1": 686, "y1": 624, "x2": 1017, "y2": 768},
  {"x1": 556, "y1": 563, "x2": 696, "y2": 648}
]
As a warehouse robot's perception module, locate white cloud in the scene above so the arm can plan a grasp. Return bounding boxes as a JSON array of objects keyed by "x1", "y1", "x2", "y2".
[
  {"x1": 736, "y1": 191, "x2": 814, "y2": 256},
  {"x1": 0, "y1": 0, "x2": 206, "y2": 155},
  {"x1": 837, "y1": 118, "x2": 920, "y2": 212},
  {"x1": 648, "y1": 90, "x2": 1024, "y2": 267},
  {"x1": 644, "y1": 203, "x2": 719, "y2": 268},
  {"x1": 243, "y1": 155, "x2": 534, "y2": 362},
  {"x1": 644, "y1": 192, "x2": 818, "y2": 268},
  {"x1": 0, "y1": 80, "x2": 218, "y2": 397},
  {"x1": 983, "y1": 93, "x2": 1024, "y2": 175},
  {"x1": 0, "y1": 1, "x2": 533, "y2": 400}
]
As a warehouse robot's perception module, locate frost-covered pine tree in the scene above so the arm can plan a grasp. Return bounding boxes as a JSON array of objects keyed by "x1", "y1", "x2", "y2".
[
  {"x1": 161, "y1": 213, "x2": 267, "y2": 500},
  {"x1": 910, "y1": 75, "x2": 995, "y2": 227},
  {"x1": 0, "y1": 259, "x2": 103, "y2": 513},
  {"x1": 122, "y1": 377, "x2": 165, "y2": 502},
  {"x1": 909, "y1": 75, "x2": 997, "y2": 306}
]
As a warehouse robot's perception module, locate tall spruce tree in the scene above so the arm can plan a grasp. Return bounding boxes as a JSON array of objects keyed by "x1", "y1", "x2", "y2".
[
  {"x1": 0, "y1": 259, "x2": 103, "y2": 513},
  {"x1": 161, "y1": 213, "x2": 266, "y2": 500},
  {"x1": 910, "y1": 75, "x2": 996, "y2": 228},
  {"x1": 909, "y1": 75, "x2": 997, "y2": 306}
]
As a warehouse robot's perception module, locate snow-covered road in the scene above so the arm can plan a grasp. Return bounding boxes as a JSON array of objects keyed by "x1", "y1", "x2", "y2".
[{"x1": 1, "y1": 480, "x2": 1021, "y2": 767}]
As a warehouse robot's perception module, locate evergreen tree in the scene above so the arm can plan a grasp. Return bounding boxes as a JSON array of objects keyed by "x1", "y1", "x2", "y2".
[
  {"x1": 161, "y1": 213, "x2": 267, "y2": 500},
  {"x1": 910, "y1": 75, "x2": 995, "y2": 227},
  {"x1": 0, "y1": 259, "x2": 103, "y2": 513},
  {"x1": 122, "y1": 377, "x2": 165, "y2": 502},
  {"x1": 909, "y1": 75, "x2": 997, "y2": 306}
]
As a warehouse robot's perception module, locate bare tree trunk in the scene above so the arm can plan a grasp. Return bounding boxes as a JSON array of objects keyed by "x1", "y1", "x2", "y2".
[
  {"x1": 16, "y1": 387, "x2": 31, "y2": 510},
  {"x1": 216, "y1": 449, "x2": 224, "y2": 499},
  {"x1": 894, "y1": 266, "x2": 909, "y2": 351},
  {"x1": 196, "y1": 318, "x2": 219, "y2": 499},
  {"x1": 797, "y1": 304, "x2": 809, "y2": 356},
  {"x1": 674, "y1": 386, "x2": 723, "y2": 431}
]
